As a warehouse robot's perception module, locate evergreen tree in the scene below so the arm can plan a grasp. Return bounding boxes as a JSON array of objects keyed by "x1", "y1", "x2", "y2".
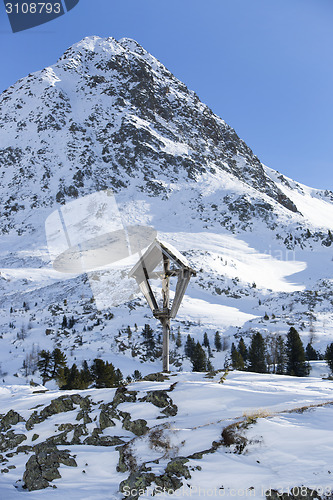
[
  {"x1": 214, "y1": 331, "x2": 222, "y2": 352},
  {"x1": 50, "y1": 348, "x2": 67, "y2": 379},
  {"x1": 203, "y1": 333, "x2": 210, "y2": 348},
  {"x1": 325, "y1": 343, "x2": 333, "y2": 373},
  {"x1": 61, "y1": 315, "x2": 67, "y2": 329},
  {"x1": 275, "y1": 335, "x2": 287, "y2": 375},
  {"x1": 175, "y1": 329, "x2": 182, "y2": 348},
  {"x1": 191, "y1": 342, "x2": 207, "y2": 372},
  {"x1": 286, "y1": 327, "x2": 310, "y2": 376},
  {"x1": 68, "y1": 316, "x2": 75, "y2": 329},
  {"x1": 37, "y1": 350, "x2": 52, "y2": 384},
  {"x1": 305, "y1": 343, "x2": 318, "y2": 361},
  {"x1": 248, "y1": 333, "x2": 267, "y2": 373},
  {"x1": 57, "y1": 366, "x2": 70, "y2": 389},
  {"x1": 126, "y1": 326, "x2": 132, "y2": 340},
  {"x1": 207, "y1": 359, "x2": 214, "y2": 372},
  {"x1": 141, "y1": 324, "x2": 155, "y2": 353},
  {"x1": 184, "y1": 335, "x2": 195, "y2": 358},
  {"x1": 238, "y1": 338, "x2": 248, "y2": 362},
  {"x1": 66, "y1": 364, "x2": 83, "y2": 389},
  {"x1": 231, "y1": 343, "x2": 245, "y2": 370},
  {"x1": 90, "y1": 359, "x2": 122, "y2": 388},
  {"x1": 132, "y1": 370, "x2": 142, "y2": 381},
  {"x1": 81, "y1": 360, "x2": 92, "y2": 387}
]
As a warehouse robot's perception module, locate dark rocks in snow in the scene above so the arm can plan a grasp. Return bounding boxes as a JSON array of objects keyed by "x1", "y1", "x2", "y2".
[
  {"x1": 0, "y1": 410, "x2": 25, "y2": 432},
  {"x1": 265, "y1": 488, "x2": 322, "y2": 500},
  {"x1": 0, "y1": 430, "x2": 27, "y2": 452},
  {"x1": 22, "y1": 443, "x2": 77, "y2": 491}
]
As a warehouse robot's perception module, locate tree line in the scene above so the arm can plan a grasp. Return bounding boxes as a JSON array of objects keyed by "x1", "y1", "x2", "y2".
[
  {"x1": 37, "y1": 348, "x2": 123, "y2": 389},
  {"x1": 229, "y1": 327, "x2": 325, "y2": 376}
]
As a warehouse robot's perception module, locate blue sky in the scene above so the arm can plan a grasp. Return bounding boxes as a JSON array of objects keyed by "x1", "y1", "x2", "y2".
[{"x1": 1, "y1": 0, "x2": 332, "y2": 189}]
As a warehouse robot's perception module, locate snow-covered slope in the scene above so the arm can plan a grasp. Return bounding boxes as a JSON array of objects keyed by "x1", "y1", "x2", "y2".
[
  {"x1": 0, "y1": 35, "x2": 333, "y2": 381},
  {"x1": 0, "y1": 371, "x2": 333, "y2": 498}
]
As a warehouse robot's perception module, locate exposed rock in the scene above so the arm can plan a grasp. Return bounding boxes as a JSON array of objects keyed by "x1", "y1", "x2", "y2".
[
  {"x1": 76, "y1": 410, "x2": 92, "y2": 424},
  {"x1": 142, "y1": 373, "x2": 170, "y2": 382},
  {"x1": 25, "y1": 395, "x2": 82, "y2": 430},
  {"x1": 23, "y1": 443, "x2": 77, "y2": 491},
  {"x1": 141, "y1": 390, "x2": 178, "y2": 417},
  {"x1": 121, "y1": 413, "x2": 148, "y2": 436},
  {"x1": 265, "y1": 488, "x2": 322, "y2": 500},
  {"x1": 165, "y1": 457, "x2": 191, "y2": 479},
  {"x1": 84, "y1": 430, "x2": 125, "y2": 447},
  {"x1": 0, "y1": 430, "x2": 27, "y2": 452},
  {"x1": 118, "y1": 457, "x2": 191, "y2": 499},
  {"x1": 99, "y1": 407, "x2": 116, "y2": 430},
  {"x1": 112, "y1": 387, "x2": 137, "y2": 407},
  {"x1": 143, "y1": 390, "x2": 170, "y2": 408},
  {"x1": 0, "y1": 410, "x2": 25, "y2": 432},
  {"x1": 58, "y1": 423, "x2": 75, "y2": 432}
]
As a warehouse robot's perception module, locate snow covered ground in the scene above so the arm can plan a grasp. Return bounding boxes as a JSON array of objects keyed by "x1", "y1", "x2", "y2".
[{"x1": 0, "y1": 370, "x2": 333, "y2": 499}]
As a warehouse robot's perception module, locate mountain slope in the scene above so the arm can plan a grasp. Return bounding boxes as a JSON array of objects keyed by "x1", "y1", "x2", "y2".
[{"x1": 0, "y1": 36, "x2": 332, "y2": 382}]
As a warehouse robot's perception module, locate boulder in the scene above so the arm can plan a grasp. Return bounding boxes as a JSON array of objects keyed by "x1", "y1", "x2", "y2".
[
  {"x1": 23, "y1": 443, "x2": 77, "y2": 491},
  {"x1": 0, "y1": 410, "x2": 25, "y2": 432}
]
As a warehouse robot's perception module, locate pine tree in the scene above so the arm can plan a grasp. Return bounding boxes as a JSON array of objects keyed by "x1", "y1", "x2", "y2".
[
  {"x1": 90, "y1": 359, "x2": 123, "y2": 388},
  {"x1": 68, "y1": 316, "x2": 75, "y2": 329},
  {"x1": 132, "y1": 370, "x2": 142, "y2": 381},
  {"x1": 248, "y1": 333, "x2": 267, "y2": 373},
  {"x1": 231, "y1": 343, "x2": 245, "y2": 370},
  {"x1": 51, "y1": 348, "x2": 67, "y2": 379},
  {"x1": 81, "y1": 360, "x2": 92, "y2": 387},
  {"x1": 275, "y1": 335, "x2": 287, "y2": 375},
  {"x1": 61, "y1": 315, "x2": 67, "y2": 329},
  {"x1": 286, "y1": 327, "x2": 310, "y2": 376},
  {"x1": 238, "y1": 338, "x2": 248, "y2": 362},
  {"x1": 203, "y1": 333, "x2": 210, "y2": 348},
  {"x1": 37, "y1": 350, "x2": 52, "y2": 384},
  {"x1": 175, "y1": 329, "x2": 182, "y2": 348},
  {"x1": 184, "y1": 335, "x2": 195, "y2": 358},
  {"x1": 214, "y1": 331, "x2": 222, "y2": 352},
  {"x1": 207, "y1": 359, "x2": 214, "y2": 372},
  {"x1": 126, "y1": 326, "x2": 132, "y2": 340},
  {"x1": 191, "y1": 342, "x2": 207, "y2": 372},
  {"x1": 57, "y1": 366, "x2": 70, "y2": 389},
  {"x1": 141, "y1": 324, "x2": 155, "y2": 353},
  {"x1": 305, "y1": 343, "x2": 318, "y2": 361},
  {"x1": 325, "y1": 343, "x2": 333, "y2": 373},
  {"x1": 67, "y1": 364, "x2": 85, "y2": 389}
]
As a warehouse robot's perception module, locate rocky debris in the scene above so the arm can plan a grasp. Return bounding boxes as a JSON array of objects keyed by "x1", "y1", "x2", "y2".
[
  {"x1": 76, "y1": 409, "x2": 92, "y2": 424},
  {"x1": 84, "y1": 429, "x2": 125, "y2": 447},
  {"x1": 25, "y1": 394, "x2": 93, "y2": 430},
  {"x1": 112, "y1": 387, "x2": 137, "y2": 407},
  {"x1": 121, "y1": 413, "x2": 149, "y2": 436},
  {"x1": 164, "y1": 457, "x2": 191, "y2": 479},
  {"x1": 0, "y1": 410, "x2": 25, "y2": 432},
  {"x1": 265, "y1": 488, "x2": 322, "y2": 500},
  {"x1": 99, "y1": 404, "x2": 117, "y2": 430},
  {"x1": 0, "y1": 430, "x2": 27, "y2": 452},
  {"x1": 23, "y1": 443, "x2": 77, "y2": 491},
  {"x1": 142, "y1": 373, "x2": 170, "y2": 382},
  {"x1": 141, "y1": 390, "x2": 178, "y2": 417},
  {"x1": 119, "y1": 457, "x2": 191, "y2": 500},
  {"x1": 116, "y1": 443, "x2": 138, "y2": 473}
]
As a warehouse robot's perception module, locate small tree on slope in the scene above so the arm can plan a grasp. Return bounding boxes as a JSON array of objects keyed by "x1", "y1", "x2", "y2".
[
  {"x1": 248, "y1": 332, "x2": 267, "y2": 373},
  {"x1": 286, "y1": 327, "x2": 310, "y2": 377}
]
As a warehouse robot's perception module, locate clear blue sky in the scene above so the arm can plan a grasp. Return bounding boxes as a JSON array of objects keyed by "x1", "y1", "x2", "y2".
[{"x1": 1, "y1": 0, "x2": 332, "y2": 189}]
